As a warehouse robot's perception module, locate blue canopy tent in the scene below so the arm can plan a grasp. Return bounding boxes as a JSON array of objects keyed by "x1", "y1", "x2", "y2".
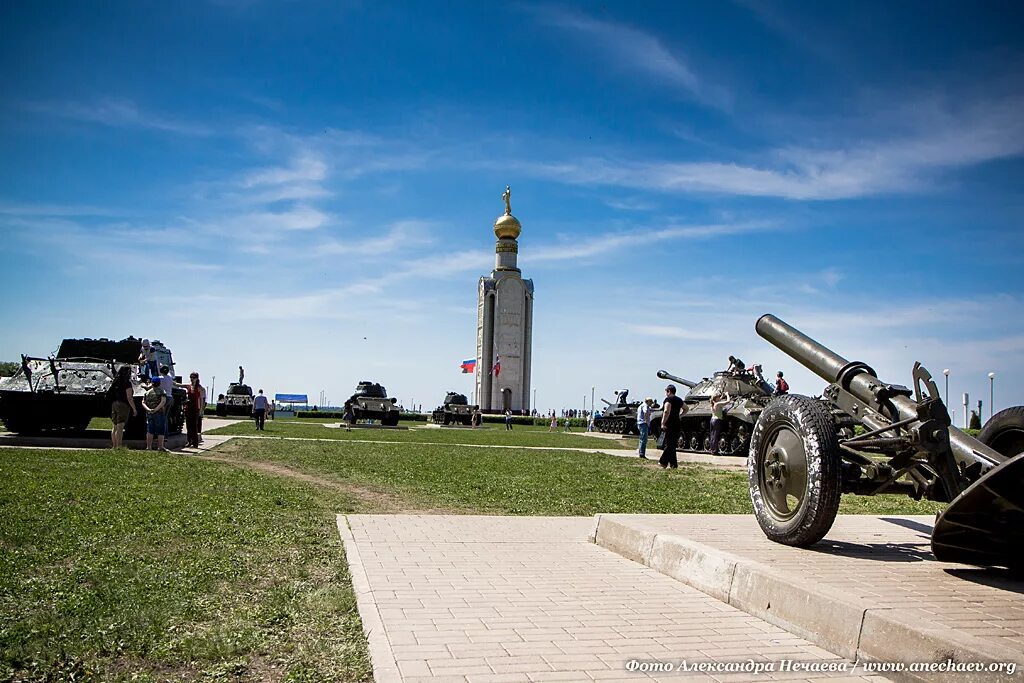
[{"x1": 275, "y1": 393, "x2": 309, "y2": 412}]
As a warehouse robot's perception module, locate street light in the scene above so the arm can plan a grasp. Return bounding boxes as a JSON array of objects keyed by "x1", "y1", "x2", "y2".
[
  {"x1": 591, "y1": 386, "x2": 595, "y2": 418},
  {"x1": 989, "y1": 372, "x2": 996, "y2": 420},
  {"x1": 942, "y1": 369, "x2": 950, "y2": 409}
]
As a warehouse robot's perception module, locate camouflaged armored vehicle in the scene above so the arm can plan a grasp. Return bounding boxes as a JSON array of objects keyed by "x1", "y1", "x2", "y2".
[
  {"x1": 0, "y1": 337, "x2": 185, "y2": 437},
  {"x1": 216, "y1": 383, "x2": 254, "y2": 416},
  {"x1": 431, "y1": 392, "x2": 475, "y2": 425},
  {"x1": 594, "y1": 389, "x2": 645, "y2": 435},
  {"x1": 650, "y1": 368, "x2": 773, "y2": 456},
  {"x1": 349, "y1": 381, "x2": 400, "y2": 426}
]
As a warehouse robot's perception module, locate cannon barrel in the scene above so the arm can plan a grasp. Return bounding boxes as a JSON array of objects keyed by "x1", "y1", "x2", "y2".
[
  {"x1": 756, "y1": 314, "x2": 1004, "y2": 469},
  {"x1": 656, "y1": 370, "x2": 698, "y2": 389}
]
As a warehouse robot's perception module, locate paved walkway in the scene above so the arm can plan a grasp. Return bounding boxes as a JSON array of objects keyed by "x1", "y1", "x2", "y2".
[
  {"x1": 594, "y1": 514, "x2": 1024, "y2": 665},
  {"x1": 340, "y1": 515, "x2": 889, "y2": 682}
]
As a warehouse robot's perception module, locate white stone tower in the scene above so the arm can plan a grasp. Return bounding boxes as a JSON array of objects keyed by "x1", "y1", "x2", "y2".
[{"x1": 475, "y1": 186, "x2": 534, "y2": 414}]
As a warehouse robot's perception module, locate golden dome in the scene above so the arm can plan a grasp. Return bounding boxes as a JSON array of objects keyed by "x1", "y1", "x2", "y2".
[{"x1": 494, "y1": 213, "x2": 521, "y2": 240}]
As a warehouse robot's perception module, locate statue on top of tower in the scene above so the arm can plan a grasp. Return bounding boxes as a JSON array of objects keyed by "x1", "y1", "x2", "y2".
[{"x1": 502, "y1": 185, "x2": 512, "y2": 215}]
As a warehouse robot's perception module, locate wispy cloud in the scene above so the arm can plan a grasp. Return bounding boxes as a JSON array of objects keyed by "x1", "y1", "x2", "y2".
[
  {"x1": 317, "y1": 220, "x2": 436, "y2": 256},
  {"x1": 26, "y1": 98, "x2": 212, "y2": 136},
  {"x1": 530, "y1": 220, "x2": 777, "y2": 261},
  {"x1": 510, "y1": 94, "x2": 1024, "y2": 200},
  {"x1": 535, "y1": 8, "x2": 730, "y2": 110}
]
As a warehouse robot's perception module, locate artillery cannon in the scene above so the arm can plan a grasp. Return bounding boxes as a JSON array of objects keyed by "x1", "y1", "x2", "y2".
[
  {"x1": 650, "y1": 369, "x2": 773, "y2": 456},
  {"x1": 750, "y1": 314, "x2": 1024, "y2": 570}
]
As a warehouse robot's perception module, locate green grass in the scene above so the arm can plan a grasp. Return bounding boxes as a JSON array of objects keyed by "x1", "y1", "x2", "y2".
[
  {"x1": 216, "y1": 438, "x2": 947, "y2": 517},
  {"x1": 207, "y1": 419, "x2": 632, "y2": 449},
  {"x1": 0, "y1": 447, "x2": 371, "y2": 683}
]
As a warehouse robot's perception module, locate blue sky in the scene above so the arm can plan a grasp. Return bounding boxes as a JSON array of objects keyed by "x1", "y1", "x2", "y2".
[{"x1": 1, "y1": 1, "x2": 1022, "y2": 417}]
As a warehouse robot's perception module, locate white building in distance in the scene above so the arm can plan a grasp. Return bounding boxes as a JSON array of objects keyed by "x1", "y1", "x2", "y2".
[{"x1": 475, "y1": 186, "x2": 534, "y2": 414}]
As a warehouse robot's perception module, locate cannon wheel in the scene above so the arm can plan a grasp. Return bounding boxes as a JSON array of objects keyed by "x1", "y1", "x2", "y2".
[
  {"x1": 748, "y1": 395, "x2": 841, "y2": 547},
  {"x1": 978, "y1": 406, "x2": 1024, "y2": 458}
]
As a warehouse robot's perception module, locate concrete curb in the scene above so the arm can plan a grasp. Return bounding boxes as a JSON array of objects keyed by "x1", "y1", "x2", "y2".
[
  {"x1": 336, "y1": 515, "x2": 401, "y2": 683},
  {"x1": 593, "y1": 515, "x2": 1023, "y2": 683}
]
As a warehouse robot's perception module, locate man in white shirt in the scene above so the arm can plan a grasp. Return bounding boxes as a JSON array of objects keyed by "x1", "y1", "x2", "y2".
[
  {"x1": 637, "y1": 398, "x2": 653, "y2": 459},
  {"x1": 252, "y1": 389, "x2": 269, "y2": 431}
]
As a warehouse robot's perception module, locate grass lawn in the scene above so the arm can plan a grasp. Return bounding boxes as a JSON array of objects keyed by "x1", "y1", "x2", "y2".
[
  {"x1": 214, "y1": 438, "x2": 947, "y2": 517},
  {"x1": 0, "y1": 447, "x2": 371, "y2": 683},
  {"x1": 207, "y1": 419, "x2": 632, "y2": 450}
]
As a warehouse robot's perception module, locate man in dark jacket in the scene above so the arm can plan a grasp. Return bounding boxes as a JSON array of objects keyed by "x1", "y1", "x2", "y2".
[{"x1": 659, "y1": 384, "x2": 689, "y2": 469}]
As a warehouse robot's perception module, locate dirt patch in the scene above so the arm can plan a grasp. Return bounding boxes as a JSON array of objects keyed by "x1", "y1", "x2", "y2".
[{"x1": 193, "y1": 452, "x2": 464, "y2": 514}]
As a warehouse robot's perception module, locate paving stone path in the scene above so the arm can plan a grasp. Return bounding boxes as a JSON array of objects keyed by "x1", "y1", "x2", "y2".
[{"x1": 340, "y1": 515, "x2": 890, "y2": 682}]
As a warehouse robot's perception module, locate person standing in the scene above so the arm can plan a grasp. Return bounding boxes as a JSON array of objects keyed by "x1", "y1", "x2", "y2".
[
  {"x1": 504, "y1": 409, "x2": 513, "y2": 430},
  {"x1": 139, "y1": 339, "x2": 158, "y2": 380},
  {"x1": 109, "y1": 365, "x2": 137, "y2": 448},
  {"x1": 252, "y1": 389, "x2": 269, "y2": 430},
  {"x1": 775, "y1": 371, "x2": 789, "y2": 395},
  {"x1": 184, "y1": 372, "x2": 204, "y2": 448},
  {"x1": 342, "y1": 399, "x2": 355, "y2": 432},
  {"x1": 143, "y1": 379, "x2": 167, "y2": 451},
  {"x1": 548, "y1": 411, "x2": 557, "y2": 432},
  {"x1": 708, "y1": 391, "x2": 731, "y2": 455},
  {"x1": 636, "y1": 397, "x2": 653, "y2": 459},
  {"x1": 158, "y1": 365, "x2": 175, "y2": 434},
  {"x1": 659, "y1": 384, "x2": 688, "y2": 469}
]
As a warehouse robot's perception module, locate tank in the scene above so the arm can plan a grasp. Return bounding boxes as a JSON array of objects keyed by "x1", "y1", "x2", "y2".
[
  {"x1": 594, "y1": 390, "x2": 643, "y2": 435},
  {"x1": 0, "y1": 337, "x2": 185, "y2": 437},
  {"x1": 431, "y1": 392, "x2": 476, "y2": 426},
  {"x1": 650, "y1": 368, "x2": 773, "y2": 456},
  {"x1": 216, "y1": 383, "x2": 254, "y2": 416},
  {"x1": 349, "y1": 381, "x2": 400, "y2": 426}
]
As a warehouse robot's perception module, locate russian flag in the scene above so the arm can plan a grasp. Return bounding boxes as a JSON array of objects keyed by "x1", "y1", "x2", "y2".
[
  {"x1": 492, "y1": 355, "x2": 501, "y2": 377},
  {"x1": 460, "y1": 358, "x2": 476, "y2": 374}
]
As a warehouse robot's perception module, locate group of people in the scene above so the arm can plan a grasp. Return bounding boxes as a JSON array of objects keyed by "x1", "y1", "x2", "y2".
[{"x1": 108, "y1": 339, "x2": 208, "y2": 450}]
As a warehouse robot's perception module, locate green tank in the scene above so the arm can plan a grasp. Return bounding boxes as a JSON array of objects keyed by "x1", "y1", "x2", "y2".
[
  {"x1": 650, "y1": 369, "x2": 773, "y2": 456},
  {"x1": 593, "y1": 390, "x2": 643, "y2": 435},
  {"x1": 349, "y1": 381, "x2": 400, "y2": 426},
  {"x1": 431, "y1": 392, "x2": 475, "y2": 426}
]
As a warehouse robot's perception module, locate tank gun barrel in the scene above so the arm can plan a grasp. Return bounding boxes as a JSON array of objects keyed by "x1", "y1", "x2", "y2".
[
  {"x1": 601, "y1": 398, "x2": 613, "y2": 407},
  {"x1": 755, "y1": 314, "x2": 1004, "y2": 470},
  {"x1": 656, "y1": 370, "x2": 697, "y2": 389}
]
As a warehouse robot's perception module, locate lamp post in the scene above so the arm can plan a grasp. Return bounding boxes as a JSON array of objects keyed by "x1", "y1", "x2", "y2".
[
  {"x1": 942, "y1": 369, "x2": 950, "y2": 410},
  {"x1": 988, "y1": 372, "x2": 995, "y2": 421},
  {"x1": 962, "y1": 393, "x2": 969, "y2": 429},
  {"x1": 211, "y1": 376, "x2": 216, "y2": 405},
  {"x1": 591, "y1": 387, "x2": 595, "y2": 418},
  {"x1": 533, "y1": 388, "x2": 537, "y2": 413}
]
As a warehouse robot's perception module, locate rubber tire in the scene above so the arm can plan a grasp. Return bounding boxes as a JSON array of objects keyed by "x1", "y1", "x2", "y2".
[
  {"x1": 978, "y1": 406, "x2": 1024, "y2": 458},
  {"x1": 748, "y1": 395, "x2": 842, "y2": 547}
]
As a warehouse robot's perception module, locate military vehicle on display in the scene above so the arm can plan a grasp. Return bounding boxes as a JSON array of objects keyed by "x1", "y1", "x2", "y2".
[
  {"x1": 0, "y1": 337, "x2": 185, "y2": 437},
  {"x1": 650, "y1": 369, "x2": 774, "y2": 456},
  {"x1": 431, "y1": 392, "x2": 475, "y2": 426},
  {"x1": 349, "y1": 381, "x2": 400, "y2": 426},
  {"x1": 216, "y1": 383, "x2": 254, "y2": 416},
  {"x1": 749, "y1": 314, "x2": 1024, "y2": 570},
  {"x1": 594, "y1": 390, "x2": 643, "y2": 435}
]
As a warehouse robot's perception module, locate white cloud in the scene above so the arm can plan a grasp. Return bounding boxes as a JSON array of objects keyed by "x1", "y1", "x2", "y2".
[
  {"x1": 241, "y1": 153, "x2": 328, "y2": 187},
  {"x1": 530, "y1": 221, "x2": 777, "y2": 262},
  {"x1": 240, "y1": 205, "x2": 330, "y2": 232}
]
